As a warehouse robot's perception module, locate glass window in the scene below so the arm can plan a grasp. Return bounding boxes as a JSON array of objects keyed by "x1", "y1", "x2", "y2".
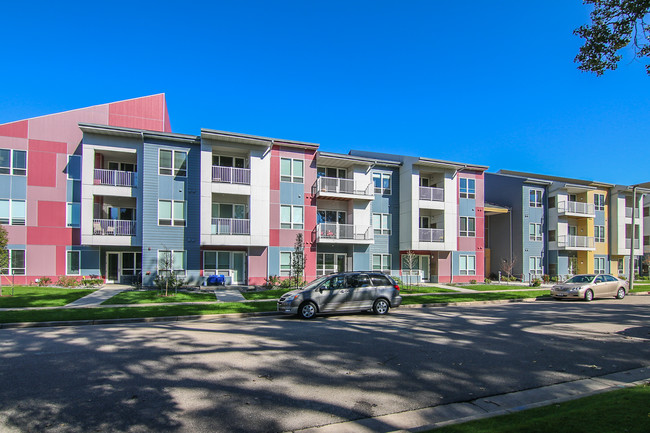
[
  {"x1": 372, "y1": 254, "x2": 391, "y2": 272},
  {"x1": 529, "y1": 256, "x2": 542, "y2": 275},
  {"x1": 595, "y1": 226, "x2": 605, "y2": 243},
  {"x1": 173, "y1": 201, "x2": 186, "y2": 226},
  {"x1": 174, "y1": 151, "x2": 187, "y2": 177},
  {"x1": 460, "y1": 178, "x2": 476, "y2": 199},
  {"x1": 67, "y1": 251, "x2": 81, "y2": 275},
  {"x1": 280, "y1": 252, "x2": 292, "y2": 276},
  {"x1": 594, "y1": 257, "x2": 606, "y2": 274},
  {"x1": 67, "y1": 203, "x2": 80, "y2": 228},
  {"x1": 529, "y1": 190, "x2": 542, "y2": 207},
  {"x1": 158, "y1": 250, "x2": 186, "y2": 276},
  {"x1": 459, "y1": 254, "x2": 476, "y2": 275},
  {"x1": 280, "y1": 158, "x2": 303, "y2": 183},
  {"x1": 293, "y1": 206, "x2": 304, "y2": 229},
  {"x1": 10, "y1": 250, "x2": 26, "y2": 275},
  {"x1": 460, "y1": 217, "x2": 476, "y2": 237},
  {"x1": 159, "y1": 150, "x2": 172, "y2": 175},
  {"x1": 293, "y1": 160, "x2": 304, "y2": 183},
  {"x1": 0, "y1": 199, "x2": 8, "y2": 224},
  {"x1": 159, "y1": 201, "x2": 172, "y2": 225},
  {"x1": 160, "y1": 149, "x2": 187, "y2": 176},
  {"x1": 373, "y1": 172, "x2": 391, "y2": 194},
  {"x1": 11, "y1": 150, "x2": 27, "y2": 176},
  {"x1": 10, "y1": 200, "x2": 25, "y2": 225},
  {"x1": 529, "y1": 223, "x2": 542, "y2": 241},
  {"x1": 280, "y1": 205, "x2": 303, "y2": 229},
  {"x1": 595, "y1": 193, "x2": 606, "y2": 211},
  {"x1": 0, "y1": 149, "x2": 10, "y2": 174},
  {"x1": 373, "y1": 214, "x2": 391, "y2": 235}
]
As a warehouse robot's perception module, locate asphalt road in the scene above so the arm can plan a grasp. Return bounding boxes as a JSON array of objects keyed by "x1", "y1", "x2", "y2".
[{"x1": 1, "y1": 296, "x2": 649, "y2": 433}]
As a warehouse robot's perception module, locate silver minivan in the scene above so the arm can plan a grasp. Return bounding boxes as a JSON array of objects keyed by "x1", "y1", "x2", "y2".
[{"x1": 277, "y1": 272, "x2": 402, "y2": 319}]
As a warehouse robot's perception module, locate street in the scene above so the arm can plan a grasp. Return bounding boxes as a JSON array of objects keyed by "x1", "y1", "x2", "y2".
[{"x1": 1, "y1": 296, "x2": 649, "y2": 432}]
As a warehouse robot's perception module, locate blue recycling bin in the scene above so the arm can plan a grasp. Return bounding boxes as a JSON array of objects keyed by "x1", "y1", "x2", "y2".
[{"x1": 207, "y1": 274, "x2": 225, "y2": 286}]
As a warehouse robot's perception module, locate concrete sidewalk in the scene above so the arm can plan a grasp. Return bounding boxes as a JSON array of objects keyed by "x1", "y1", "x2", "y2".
[
  {"x1": 294, "y1": 366, "x2": 650, "y2": 433},
  {"x1": 64, "y1": 285, "x2": 132, "y2": 307}
]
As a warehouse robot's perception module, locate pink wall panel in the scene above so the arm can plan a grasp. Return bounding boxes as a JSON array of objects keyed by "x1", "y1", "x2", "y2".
[
  {"x1": 27, "y1": 151, "x2": 57, "y2": 187},
  {"x1": 28, "y1": 139, "x2": 67, "y2": 154},
  {"x1": 38, "y1": 201, "x2": 66, "y2": 227},
  {"x1": 108, "y1": 94, "x2": 168, "y2": 132},
  {"x1": 269, "y1": 229, "x2": 280, "y2": 247},
  {"x1": 27, "y1": 106, "x2": 109, "y2": 147},
  {"x1": 108, "y1": 114, "x2": 164, "y2": 131},
  {"x1": 270, "y1": 151, "x2": 280, "y2": 190},
  {"x1": 27, "y1": 227, "x2": 72, "y2": 246},
  {"x1": 437, "y1": 251, "x2": 451, "y2": 277},
  {"x1": 248, "y1": 248, "x2": 268, "y2": 284},
  {"x1": 457, "y1": 237, "x2": 476, "y2": 251},
  {"x1": 0, "y1": 136, "x2": 28, "y2": 150},
  {"x1": 0, "y1": 120, "x2": 28, "y2": 138},
  {"x1": 26, "y1": 245, "x2": 57, "y2": 276},
  {"x1": 269, "y1": 203, "x2": 280, "y2": 229},
  {"x1": 56, "y1": 245, "x2": 66, "y2": 275},
  {"x1": 5, "y1": 226, "x2": 27, "y2": 245},
  {"x1": 27, "y1": 185, "x2": 66, "y2": 205}
]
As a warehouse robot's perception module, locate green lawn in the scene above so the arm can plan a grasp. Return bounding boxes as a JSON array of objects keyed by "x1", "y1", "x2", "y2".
[
  {"x1": 402, "y1": 290, "x2": 550, "y2": 305},
  {"x1": 0, "y1": 286, "x2": 96, "y2": 308},
  {"x1": 400, "y1": 285, "x2": 457, "y2": 294},
  {"x1": 102, "y1": 289, "x2": 218, "y2": 305},
  {"x1": 241, "y1": 288, "x2": 294, "y2": 300},
  {"x1": 431, "y1": 383, "x2": 650, "y2": 433},
  {"x1": 0, "y1": 301, "x2": 278, "y2": 324},
  {"x1": 455, "y1": 284, "x2": 535, "y2": 291}
]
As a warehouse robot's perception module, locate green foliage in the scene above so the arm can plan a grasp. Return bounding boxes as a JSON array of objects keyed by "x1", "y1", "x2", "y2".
[
  {"x1": 0, "y1": 286, "x2": 95, "y2": 308},
  {"x1": 56, "y1": 276, "x2": 80, "y2": 287},
  {"x1": 291, "y1": 234, "x2": 306, "y2": 289},
  {"x1": 530, "y1": 278, "x2": 542, "y2": 287},
  {"x1": 575, "y1": 0, "x2": 650, "y2": 75},
  {"x1": 37, "y1": 277, "x2": 52, "y2": 286},
  {"x1": 484, "y1": 278, "x2": 491, "y2": 284},
  {"x1": 279, "y1": 276, "x2": 305, "y2": 289},
  {"x1": 469, "y1": 279, "x2": 477, "y2": 284},
  {"x1": 81, "y1": 278, "x2": 104, "y2": 287},
  {"x1": 264, "y1": 275, "x2": 280, "y2": 288},
  {"x1": 154, "y1": 272, "x2": 184, "y2": 296}
]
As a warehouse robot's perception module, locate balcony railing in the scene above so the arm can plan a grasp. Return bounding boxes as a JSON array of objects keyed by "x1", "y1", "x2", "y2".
[
  {"x1": 625, "y1": 238, "x2": 641, "y2": 249},
  {"x1": 93, "y1": 219, "x2": 136, "y2": 236},
  {"x1": 211, "y1": 218, "x2": 250, "y2": 235},
  {"x1": 419, "y1": 228, "x2": 445, "y2": 242},
  {"x1": 557, "y1": 235, "x2": 594, "y2": 249},
  {"x1": 419, "y1": 186, "x2": 444, "y2": 202},
  {"x1": 557, "y1": 201, "x2": 595, "y2": 217},
  {"x1": 312, "y1": 177, "x2": 373, "y2": 197},
  {"x1": 94, "y1": 169, "x2": 137, "y2": 187},
  {"x1": 316, "y1": 223, "x2": 373, "y2": 241},
  {"x1": 212, "y1": 166, "x2": 251, "y2": 185},
  {"x1": 625, "y1": 207, "x2": 640, "y2": 218}
]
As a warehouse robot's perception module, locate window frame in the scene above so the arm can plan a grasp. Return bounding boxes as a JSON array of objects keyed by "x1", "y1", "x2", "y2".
[
  {"x1": 459, "y1": 254, "x2": 476, "y2": 276},
  {"x1": 460, "y1": 178, "x2": 476, "y2": 199},
  {"x1": 372, "y1": 254, "x2": 391, "y2": 273},
  {"x1": 372, "y1": 172, "x2": 392, "y2": 195},
  {"x1": 280, "y1": 205, "x2": 304, "y2": 229},
  {"x1": 529, "y1": 256, "x2": 543, "y2": 275},
  {"x1": 595, "y1": 225, "x2": 605, "y2": 243},
  {"x1": 2, "y1": 249, "x2": 26, "y2": 275},
  {"x1": 0, "y1": 199, "x2": 26, "y2": 226},
  {"x1": 529, "y1": 189, "x2": 543, "y2": 208},
  {"x1": 280, "y1": 158, "x2": 304, "y2": 183},
  {"x1": 66, "y1": 250, "x2": 81, "y2": 276},
  {"x1": 594, "y1": 257, "x2": 606, "y2": 274},
  {"x1": 67, "y1": 202, "x2": 81, "y2": 228},
  {"x1": 157, "y1": 250, "x2": 186, "y2": 277},
  {"x1": 373, "y1": 213, "x2": 391, "y2": 235},
  {"x1": 529, "y1": 222, "x2": 543, "y2": 242},
  {"x1": 159, "y1": 149, "x2": 188, "y2": 177},
  {"x1": 460, "y1": 216, "x2": 476, "y2": 237},
  {"x1": 594, "y1": 193, "x2": 606, "y2": 211},
  {"x1": 158, "y1": 200, "x2": 186, "y2": 226}
]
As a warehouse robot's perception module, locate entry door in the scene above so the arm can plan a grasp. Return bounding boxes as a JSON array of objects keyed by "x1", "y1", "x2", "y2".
[
  {"x1": 232, "y1": 252, "x2": 246, "y2": 284},
  {"x1": 336, "y1": 254, "x2": 346, "y2": 273},
  {"x1": 420, "y1": 255, "x2": 431, "y2": 281},
  {"x1": 107, "y1": 253, "x2": 120, "y2": 283}
]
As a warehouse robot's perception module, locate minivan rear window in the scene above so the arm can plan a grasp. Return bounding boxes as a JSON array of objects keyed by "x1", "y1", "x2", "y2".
[
  {"x1": 370, "y1": 274, "x2": 392, "y2": 286},
  {"x1": 348, "y1": 274, "x2": 370, "y2": 288}
]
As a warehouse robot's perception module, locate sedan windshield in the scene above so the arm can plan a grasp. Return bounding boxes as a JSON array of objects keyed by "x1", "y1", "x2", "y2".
[{"x1": 565, "y1": 275, "x2": 595, "y2": 284}]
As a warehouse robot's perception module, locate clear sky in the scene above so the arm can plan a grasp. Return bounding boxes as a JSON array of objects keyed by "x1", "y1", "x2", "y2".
[{"x1": 1, "y1": 1, "x2": 648, "y2": 185}]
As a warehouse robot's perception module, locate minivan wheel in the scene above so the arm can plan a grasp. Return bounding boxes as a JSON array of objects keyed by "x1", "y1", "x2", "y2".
[
  {"x1": 373, "y1": 298, "x2": 390, "y2": 315},
  {"x1": 616, "y1": 288, "x2": 626, "y2": 299},
  {"x1": 584, "y1": 289, "x2": 594, "y2": 302},
  {"x1": 298, "y1": 302, "x2": 317, "y2": 320}
]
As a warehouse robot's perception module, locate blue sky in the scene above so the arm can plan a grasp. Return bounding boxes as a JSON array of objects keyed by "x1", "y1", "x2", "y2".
[{"x1": 1, "y1": 1, "x2": 648, "y2": 185}]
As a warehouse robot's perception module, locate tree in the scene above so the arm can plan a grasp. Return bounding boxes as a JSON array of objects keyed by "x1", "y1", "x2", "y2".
[
  {"x1": 154, "y1": 251, "x2": 183, "y2": 296},
  {"x1": 402, "y1": 251, "x2": 419, "y2": 286},
  {"x1": 574, "y1": 0, "x2": 650, "y2": 75},
  {"x1": 291, "y1": 233, "x2": 306, "y2": 289},
  {"x1": 0, "y1": 225, "x2": 7, "y2": 296},
  {"x1": 500, "y1": 256, "x2": 517, "y2": 282}
]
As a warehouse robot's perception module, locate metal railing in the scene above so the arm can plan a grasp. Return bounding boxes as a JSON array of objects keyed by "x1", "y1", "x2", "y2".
[
  {"x1": 93, "y1": 219, "x2": 136, "y2": 236},
  {"x1": 419, "y1": 228, "x2": 445, "y2": 242},
  {"x1": 211, "y1": 218, "x2": 250, "y2": 235},
  {"x1": 316, "y1": 223, "x2": 373, "y2": 241},
  {"x1": 94, "y1": 169, "x2": 136, "y2": 187},
  {"x1": 557, "y1": 235, "x2": 594, "y2": 249},
  {"x1": 211, "y1": 166, "x2": 251, "y2": 185},
  {"x1": 557, "y1": 201, "x2": 595, "y2": 216},
  {"x1": 419, "y1": 186, "x2": 444, "y2": 202},
  {"x1": 312, "y1": 177, "x2": 373, "y2": 197}
]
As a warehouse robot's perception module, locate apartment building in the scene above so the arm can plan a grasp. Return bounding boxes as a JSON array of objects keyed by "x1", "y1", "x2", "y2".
[{"x1": 486, "y1": 171, "x2": 648, "y2": 280}]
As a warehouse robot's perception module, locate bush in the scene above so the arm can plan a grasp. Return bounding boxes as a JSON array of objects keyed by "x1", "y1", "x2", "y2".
[
  {"x1": 550, "y1": 276, "x2": 558, "y2": 282},
  {"x1": 542, "y1": 274, "x2": 551, "y2": 283},
  {"x1": 264, "y1": 275, "x2": 280, "y2": 288},
  {"x1": 81, "y1": 278, "x2": 103, "y2": 287},
  {"x1": 279, "y1": 276, "x2": 306, "y2": 289},
  {"x1": 37, "y1": 277, "x2": 52, "y2": 287},
  {"x1": 56, "y1": 276, "x2": 80, "y2": 287},
  {"x1": 530, "y1": 278, "x2": 541, "y2": 287},
  {"x1": 469, "y1": 279, "x2": 477, "y2": 284},
  {"x1": 484, "y1": 278, "x2": 491, "y2": 284},
  {"x1": 154, "y1": 272, "x2": 184, "y2": 295}
]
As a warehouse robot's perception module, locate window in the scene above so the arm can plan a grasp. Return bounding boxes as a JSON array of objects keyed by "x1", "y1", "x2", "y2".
[
  {"x1": 595, "y1": 225, "x2": 605, "y2": 243},
  {"x1": 280, "y1": 158, "x2": 304, "y2": 183},
  {"x1": 66, "y1": 251, "x2": 80, "y2": 275},
  {"x1": 0, "y1": 149, "x2": 26, "y2": 176},
  {"x1": 158, "y1": 250, "x2": 186, "y2": 276},
  {"x1": 2, "y1": 249, "x2": 25, "y2": 275},
  {"x1": 529, "y1": 256, "x2": 542, "y2": 275},
  {"x1": 67, "y1": 203, "x2": 80, "y2": 228},
  {"x1": 460, "y1": 178, "x2": 476, "y2": 199},
  {"x1": 460, "y1": 217, "x2": 476, "y2": 237},
  {"x1": 595, "y1": 193, "x2": 606, "y2": 211},
  {"x1": 0, "y1": 199, "x2": 25, "y2": 225},
  {"x1": 618, "y1": 259, "x2": 624, "y2": 274},
  {"x1": 213, "y1": 155, "x2": 247, "y2": 168},
  {"x1": 529, "y1": 223, "x2": 542, "y2": 241},
  {"x1": 373, "y1": 172, "x2": 391, "y2": 194},
  {"x1": 644, "y1": 207, "x2": 649, "y2": 217},
  {"x1": 159, "y1": 149, "x2": 187, "y2": 176},
  {"x1": 548, "y1": 196, "x2": 556, "y2": 208},
  {"x1": 594, "y1": 257, "x2": 606, "y2": 274},
  {"x1": 459, "y1": 255, "x2": 476, "y2": 275},
  {"x1": 213, "y1": 203, "x2": 248, "y2": 220},
  {"x1": 122, "y1": 253, "x2": 142, "y2": 276},
  {"x1": 372, "y1": 254, "x2": 391, "y2": 273},
  {"x1": 529, "y1": 190, "x2": 543, "y2": 207},
  {"x1": 158, "y1": 200, "x2": 186, "y2": 226},
  {"x1": 317, "y1": 210, "x2": 346, "y2": 224},
  {"x1": 317, "y1": 167, "x2": 346, "y2": 178},
  {"x1": 548, "y1": 230, "x2": 556, "y2": 242},
  {"x1": 280, "y1": 205, "x2": 304, "y2": 229},
  {"x1": 280, "y1": 251, "x2": 294, "y2": 276},
  {"x1": 645, "y1": 235, "x2": 650, "y2": 246},
  {"x1": 373, "y1": 213, "x2": 391, "y2": 235},
  {"x1": 67, "y1": 155, "x2": 81, "y2": 180}
]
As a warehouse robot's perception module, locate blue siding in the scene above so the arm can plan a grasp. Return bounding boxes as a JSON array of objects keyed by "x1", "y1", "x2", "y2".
[
  {"x1": 369, "y1": 166, "x2": 399, "y2": 273},
  {"x1": 279, "y1": 182, "x2": 304, "y2": 205},
  {"x1": 458, "y1": 198, "x2": 476, "y2": 217},
  {"x1": 11, "y1": 176, "x2": 27, "y2": 199}
]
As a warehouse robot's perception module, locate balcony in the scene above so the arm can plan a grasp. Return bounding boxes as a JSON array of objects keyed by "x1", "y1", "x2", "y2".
[
  {"x1": 557, "y1": 201, "x2": 595, "y2": 217},
  {"x1": 93, "y1": 219, "x2": 136, "y2": 236},
  {"x1": 312, "y1": 177, "x2": 373, "y2": 200},
  {"x1": 419, "y1": 186, "x2": 444, "y2": 202},
  {"x1": 211, "y1": 218, "x2": 250, "y2": 235},
  {"x1": 212, "y1": 166, "x2": 251, "y2": 185},
  {"x1": 419, "y1": 228, "x2": 445, "y2": 243},
  {"x1": 316, "y1": 223, "x2": 373, "y2": 243},
  {"x1": 94, "y1": 169, "x2": 137, "y2": 187},
  {"x1": 557, "y1": 235, "x2": 595, "y2": 250}
]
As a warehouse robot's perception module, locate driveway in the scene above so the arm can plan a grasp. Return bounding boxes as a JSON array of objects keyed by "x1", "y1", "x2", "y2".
[{"x1": 0, "y1": 296, "x2": 648, "y2": 432}]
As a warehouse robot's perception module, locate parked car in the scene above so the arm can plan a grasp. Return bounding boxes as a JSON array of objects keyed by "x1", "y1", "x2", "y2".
[
  {"x1": 277, "y1": 272, "x2": 402, "y2": 319},
  {"x1": 550, "y1": 274, "x2": 628, "y2": 301}
]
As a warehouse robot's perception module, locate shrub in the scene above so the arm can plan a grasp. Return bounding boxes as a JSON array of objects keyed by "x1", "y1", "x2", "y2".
[
  {"x1": 37, "y1": 277, "x2": 52, "y2": 287},
  {"x1": 56, "y1": 276, "x2": 80, "y2": 287},
  {"x1": 279, "y1": 276, "x2": 306, "y2": 289},
  {"x1": 550, "y1": 276, "x2": 558, "y2": 282},
  {"x1": 530, "y1": 278, "x2": 541, "y2": 287},
  {"x1": 264, "y1": 275, "x2": 280, "y2": 288},
  {"x1": 81, "y1": 278, "x2": 103, "y2": 287},
  {"x1": 542, "y1": 274, "x2": 551, "y2": 283},
  {"x1": 484, "y1": 278, "x2": 491, "y2": 284},
  {"x1": 154, "y1": 272, "x2": 184, "y2": 295},
  {"x1": 469, "y1": 279, "x2": 477, "y2": 284}
]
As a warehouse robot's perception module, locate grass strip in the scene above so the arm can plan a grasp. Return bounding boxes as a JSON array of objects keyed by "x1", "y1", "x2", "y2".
[
  {"x1": 400, "y1": 286, "x2": 457, "y2": 294},
  {"x1": 455, "y1": 284, "x2": 539, "y2": 291},
  {"x1": 0, "y1": 286, "x2": 96, "y2": 308},
  {"x1": 431, "y1": 383, "x2": 650, "y2": 433},
  {"x1": 102, "y1": 290, "x2": 218, "y2": 305},
  {"x1": 241, "y1": 288, "x2": 294, "y2": 300},
  {"x1": 0, "y1": 301, "x2": 278, "y2": 324},
  {"x1": 402, "y1": 290, "x2": 550, "y2": 305}
]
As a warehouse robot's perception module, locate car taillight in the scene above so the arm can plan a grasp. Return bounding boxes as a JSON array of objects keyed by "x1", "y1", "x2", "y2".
[{"x1": 394, "y1": 285, "x2": 400, "y2": 291}]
